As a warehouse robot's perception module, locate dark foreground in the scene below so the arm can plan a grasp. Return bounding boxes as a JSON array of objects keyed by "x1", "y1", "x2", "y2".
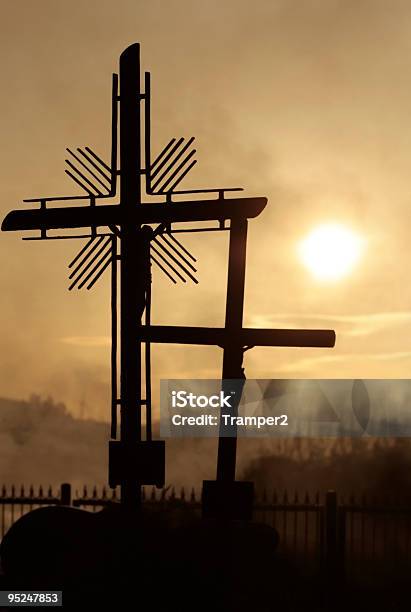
[{"x1": 0, "y1": 505, "x2": 408, "y2": 611}]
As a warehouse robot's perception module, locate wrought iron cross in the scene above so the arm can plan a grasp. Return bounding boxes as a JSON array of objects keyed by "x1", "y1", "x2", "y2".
[{"x1": 2, "y1": 43, "x2": 336, "y2": 515}]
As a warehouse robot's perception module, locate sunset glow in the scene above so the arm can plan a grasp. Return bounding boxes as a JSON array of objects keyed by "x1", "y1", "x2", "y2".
[{"x1": 299, "y1": 224, "x2": 363, "y2": 281}]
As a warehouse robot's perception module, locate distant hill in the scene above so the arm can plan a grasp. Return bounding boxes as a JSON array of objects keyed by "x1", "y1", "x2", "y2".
[
  {"x1": 0, "y1": 395, "x2": 217, "y2": 492},
  {"x1": 1, "y1": 395, "x2": 410, "y2": 499},
  {"x1": 0, "y1": 395, "x2": 108, "y2": 489}
]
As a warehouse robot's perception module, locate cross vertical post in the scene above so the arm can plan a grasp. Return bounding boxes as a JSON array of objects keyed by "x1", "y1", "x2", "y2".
[
  {"x1": 217, "y1": 218, "x2": 248, "y2": 481},
  {"x1": 119, "y1": 43, "x2": 143, "y2": 509}
]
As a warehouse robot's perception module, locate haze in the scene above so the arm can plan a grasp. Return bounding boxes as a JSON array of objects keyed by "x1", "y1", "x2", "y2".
[{"x1": 1, "y1": 0, "x2": 411, "y2": 422}]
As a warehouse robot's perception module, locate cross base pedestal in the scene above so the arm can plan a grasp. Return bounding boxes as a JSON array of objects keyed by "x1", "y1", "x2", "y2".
[{"x1": 108, "y1": 441, "x2": 165, "y2": 488}]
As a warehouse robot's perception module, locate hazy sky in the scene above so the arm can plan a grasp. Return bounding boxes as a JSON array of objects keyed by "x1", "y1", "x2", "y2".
[{"x1": 2, "y1": 0, "x2": 411, "y2": 421}]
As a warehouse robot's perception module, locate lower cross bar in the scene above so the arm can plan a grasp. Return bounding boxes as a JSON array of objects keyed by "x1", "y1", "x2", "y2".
[{"x1": 138, "y1": 324, "x2": 336, "y2": 348}]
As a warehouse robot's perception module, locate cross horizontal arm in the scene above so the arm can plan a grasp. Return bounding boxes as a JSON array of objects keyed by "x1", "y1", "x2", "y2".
[
  {"x1": 138, "y1": 325, "x2": 336, "y2": 348},
  {"x1": 1, "y1": 197, "x2": 267, "y2": 233}
]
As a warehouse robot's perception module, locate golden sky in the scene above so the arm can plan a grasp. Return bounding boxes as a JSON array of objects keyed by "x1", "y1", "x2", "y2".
[{"x1": 2, "y1": 0, "x2": 411, "y2": 421}]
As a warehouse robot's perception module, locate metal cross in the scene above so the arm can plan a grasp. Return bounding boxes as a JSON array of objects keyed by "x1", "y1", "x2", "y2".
[{"x1": 2, "y1": 43, "x2": 336, "y2": 515}]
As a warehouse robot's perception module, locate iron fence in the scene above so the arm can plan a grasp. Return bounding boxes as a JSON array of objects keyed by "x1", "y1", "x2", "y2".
[{"x1": 0, "y1": 484, "x2": 410, "y2": 584}]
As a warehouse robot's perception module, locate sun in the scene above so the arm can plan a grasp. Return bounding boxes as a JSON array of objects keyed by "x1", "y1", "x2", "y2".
[{"x1": 299, "y1": 223, "x2": 363, "y2": 281}]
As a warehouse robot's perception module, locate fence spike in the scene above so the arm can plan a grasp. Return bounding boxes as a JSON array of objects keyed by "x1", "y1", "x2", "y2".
[
  {"x1": 181, "y1": 487, "x2": 185, "y2": 501},
  {"x1": 35, "y1": 485, "x2": 39, "y2": 498},
  {"x1": 102, "y1": 487, "x2": 107, "y2": 499},
  {"x1": 170, "y1": 486, "x2": 176, "y2": 501},
  {"x1": 20, "y1": 485, "x2": 24, "y2": 497},
  {"x1": 190, "y1": 487, "x2": 196, "y2": 503},
  {"x1": 29, "y1": 484, "x2": 34, "y2": 497},
  {"x1": 83, "y1": 485, "x2": 88, "y2": 498},
  {"x1": 1, "y1": 485, "x2": 6, "y2": 497},
  {"x1": 48, "y1": 485, "x2": 52, "y2": 497},
  {"x1": 92, "y1": 485, "x2": 97, "y2": 498}
]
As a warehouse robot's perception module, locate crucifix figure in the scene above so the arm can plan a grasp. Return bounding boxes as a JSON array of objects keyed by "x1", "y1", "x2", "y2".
[{"x1": 2, "y1": 43, "x2": 336, "y2": 517}]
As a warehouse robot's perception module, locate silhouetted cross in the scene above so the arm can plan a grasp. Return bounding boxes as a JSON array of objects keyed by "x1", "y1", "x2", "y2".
[{"x1": 2, "y1": 44, "x2": 335, "y2": 515}]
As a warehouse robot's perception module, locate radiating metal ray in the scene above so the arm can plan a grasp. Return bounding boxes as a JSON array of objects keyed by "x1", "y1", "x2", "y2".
[
  {"x1": 77, "y1": 249, "x2": 112, "y2": 289},
  {"x1": 150, "y1": 138, "x2": 195, "y2": 191},
  {"x1": 77, "y1": 148, "x2": 112, "y2": 184},
  {"x1": 86, "y1": 256, "x2": 113, "y2": 290},
  {"x1": 84, "y1": 147, "x2": 112, "y2": 173},
  {"x1": 150, "y1": 244, "x2": 187, "y2": 282},
  {"x1": 167, "y1": 233, "x2": 197, "y2": 262},
  {"x1": 65, "y1": 159, "x2": 103, "y2": 195},
  {"x1": 68, "y1": 236, "x2": 107, "y2": 279},
  {"x1": 152, "y1": 238, "x2": 198, "y2": 283},
  {"x1": 166, "y1": 159, "x2": 197, "y2": 193},
  {"x1": 159, "y1": 151, "x2": 196, "y2": 192},
  {"x1": 167, "y1": 234, "x2": 197, "y2": 262},
  {"x1": 68, "y1": 236, "x2": 99, "y2": 269},
  {"x1": 158, "y1": 234, "x2": 197, "y2": 272},
  {"x1": 67, "y1": 148, "x2": 111, "y2": 192},
  {"x1": 69, "y1": 238, "x2": 111, "y2": 289},
  {"x1": 154, "y1": 151, "x2": 196, "y2": 193},
  {"x1": 150, "y1": 254, "x2": 177, "y2": 284},
  {"x1": 150, "y1": 138, "x2": 184, "y2": 181},
  {"x1": 64, "y1": 169, "x2": 95, "y2": 195},
  {"x1": 150, "y1": 138, "x2": 176, "y2": 172}
]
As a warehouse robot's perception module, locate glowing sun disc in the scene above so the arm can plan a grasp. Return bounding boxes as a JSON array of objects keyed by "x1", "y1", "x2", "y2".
[{"x1": 299, "y1": 223, "x2": 363, "y2": 281}]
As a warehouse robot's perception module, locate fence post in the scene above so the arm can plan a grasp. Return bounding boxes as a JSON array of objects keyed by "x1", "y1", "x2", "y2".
[
  {"x1": 325, "y1": 490, "x2": 338, "y2": 589},
  {"x1": 325, "y1": 491, "x2": 345, "y2": 593},
  {"x1": 337, "y1": 505, "x2": 346, "y2": 584},
  {"x1": 60, "y1": 483, "x2": 72, "y2": 506}
]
